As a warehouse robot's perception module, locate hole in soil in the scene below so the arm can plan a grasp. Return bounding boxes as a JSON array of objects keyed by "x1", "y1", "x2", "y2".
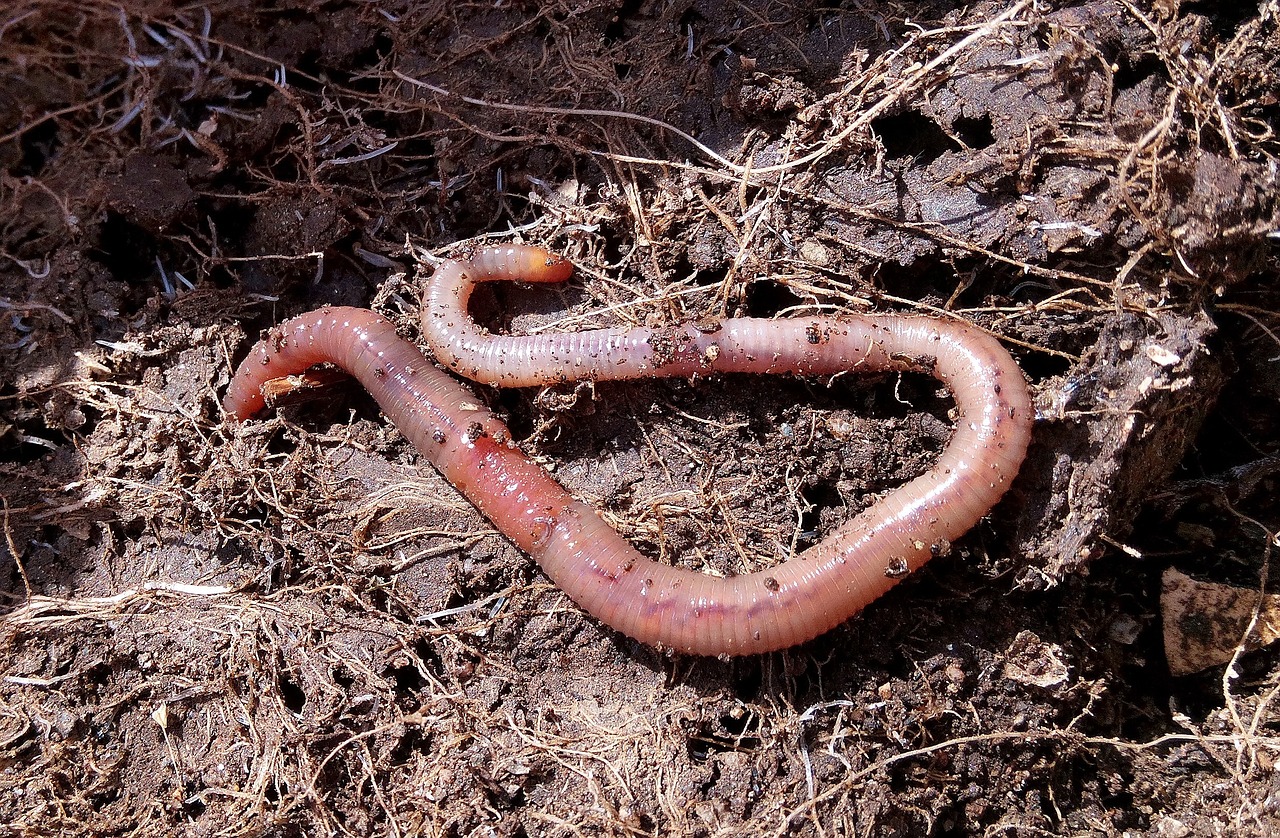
[
  {"x1": 687, "y1": 722, "x2": 762, "y2": 762},
  {"x1": 685, "y1": 733, "x2": 721, "y2": 762},
  {"x1": 341, "y1": 34, "x2": 394, "y2": 91},
  {"x1": 720, "y1": 710, "x2": 756, "y2": 737},
  {"x1": 1015, "y1": 343, "x2": 1073, "y2": 384},
  {"x1": 389, "y1": 726, "x2": 425, "y2": 765},
  {"x1": 92, "y1": 212, "x2": 157, "y2": 283},
  {"x1": 386, "y1": 660, "x2": 424, "y2": 694},
  {"x1": 603, "y1": 0, "x2": 644, "y2": 43},
  {"x1": 731, "y1": 659, "x2": 763, "y2": 700},
  {"x1": 496, "y1": 388, "x2": 535, "y2": 440},
  {"x1": 266, "y1": 557, "x2": 284, "y2": 591},
  {"x1": 91, "y1": 723, "x2": 113, "y2": 745},
  {"x1": 1099, "y1": 783, "x2": 1135, "y2": 819},
  {"x1": 15, "y1": 120, "x2": 60, "y2": 177},
  {"x1": 85, "y1": 660, "x2": 110, "y2": 687},
  {"x1": 798, "y1": 481, "x2": 843, "y2": 545},
  {"x1": 1184, "y1": 1, "x2": 1258, "y2": 34},
  {"x1": 953, "y1": 113, "x2": 994, "y2": 150},
  {"x1": 743, "y1": 279, "x2": 805, "y2": 317},
  {"x1": 89, "y1": 785, "x2": 121, "y2": 809},
  {"x1": 414, "y1": 637, "x2": 443, "y2": 675},
  {"x1": 789, "y1": 663, "x2": 816, "y2": 697},
  {"x1": 362, "y1": 586, "x2": 388, "y2": 613},
  {"x1": 279, "y1": 672, "x2": 306, "y2": 713},
  {"x1": 872, "y1": 110, "x2": 960, "y2": 163},
  {"x1": 205, "y1": 200, "x2": 254, "y2": 248},
  {"x1": 692, "y1": 262, "x2": 726, "y2": 289},
  {"x1": 121, "y1": 518, "x2": 145, "y2": 541},
  {"x1": 677, "y1": 7, "x2": 706, "y2": 30},
  {"x1": 1112, "y1": 54, "x2": 1165, "y2": 99},
  {"x1": 0, "y1": 419, "x2": 63, "y2": 464},
  {"x1": 39, "y1": 524, "x2": 61, "y2": 546},
  {"x1": 872, "y1": 258, "x2": 984, "y2": 306}
]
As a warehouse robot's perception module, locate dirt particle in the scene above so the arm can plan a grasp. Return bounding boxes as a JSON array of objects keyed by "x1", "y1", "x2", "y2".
[{"x1": 884, "y1": 556, "x2": 910, "y2": 578}]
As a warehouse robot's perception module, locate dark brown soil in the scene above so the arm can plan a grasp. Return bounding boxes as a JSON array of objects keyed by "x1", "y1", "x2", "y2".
[{"x1": 3, "y1": 1, "x2": 1279, "y2": 835}]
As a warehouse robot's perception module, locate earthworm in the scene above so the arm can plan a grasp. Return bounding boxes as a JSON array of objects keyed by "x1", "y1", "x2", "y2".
[{"x1": 226, "y1": 245, "x2": 1033, "y2": 656}]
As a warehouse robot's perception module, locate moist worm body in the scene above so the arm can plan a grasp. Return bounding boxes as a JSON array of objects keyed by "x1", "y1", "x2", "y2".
[{"x1": 225, "y1": 245, "x2": 1033, "y2": 655}]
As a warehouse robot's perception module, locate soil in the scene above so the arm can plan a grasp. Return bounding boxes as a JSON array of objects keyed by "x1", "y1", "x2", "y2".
[{"x1": 2, "y1": 1, "x2": 1279, "y2": 836}]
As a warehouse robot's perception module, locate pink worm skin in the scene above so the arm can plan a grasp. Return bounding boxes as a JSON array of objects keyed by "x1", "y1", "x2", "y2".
[{"x1": 225, "y1": 245, "x2": 1033, "y2": 656}]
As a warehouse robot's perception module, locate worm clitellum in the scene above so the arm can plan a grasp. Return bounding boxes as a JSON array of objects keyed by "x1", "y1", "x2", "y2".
[{"x1": 225, "y1": 245, "x2": 1033, "y2": 655}]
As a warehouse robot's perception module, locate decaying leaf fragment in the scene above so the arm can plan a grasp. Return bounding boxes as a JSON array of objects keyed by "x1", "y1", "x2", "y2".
[{"x1": 1161, "y1": 568, "x2": 1280, "y2": 676}]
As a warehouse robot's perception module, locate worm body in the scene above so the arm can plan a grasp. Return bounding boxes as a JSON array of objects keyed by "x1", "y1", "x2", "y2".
[{"x1": 226, "y1": 245, "x2": 1033, "y2": 656}]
